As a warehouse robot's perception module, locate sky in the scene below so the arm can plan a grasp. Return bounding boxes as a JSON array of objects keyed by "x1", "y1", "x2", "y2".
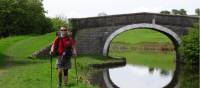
[{"x1": 43, "y1": 0, "x2": 200, "y2": 18}]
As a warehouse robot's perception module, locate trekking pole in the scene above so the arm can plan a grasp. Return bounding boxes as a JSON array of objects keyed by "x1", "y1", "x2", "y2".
[
  {"x1": 50, "y1": 54, "x2": 53, "y2": 88},
  {"x1": 74, "y1": 56, "x2": 78, "y2": 84}
]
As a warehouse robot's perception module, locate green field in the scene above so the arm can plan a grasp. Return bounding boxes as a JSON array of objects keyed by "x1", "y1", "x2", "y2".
[
  {"x1": 0, "y1": 32, "x2": 106, "y2": 88},
  {"x1": 112, "y1": 29, "x2": 172, "y2": 44}
]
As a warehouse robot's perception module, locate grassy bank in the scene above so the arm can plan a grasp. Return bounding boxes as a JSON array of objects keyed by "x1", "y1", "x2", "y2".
[
  {"x1": 0, "y1": 33, "x2": 107, "y2": 88},
  {"x1": 109, "y1": 51, "x2": 175, "y2": 70},
  {"x1": 110, "y1": 42, "x2": 174, "y2": 52},
  {"x1": 112, "y1": 29, "x2": 172, "y2": 44},
  {"x1": 0, "y1": 36, "x2": 31, "y2": 65}
]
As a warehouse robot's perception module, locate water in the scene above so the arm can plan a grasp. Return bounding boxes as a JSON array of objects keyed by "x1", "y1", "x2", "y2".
[
  {"x1": 105, "y1": 44, "x2": 198, "y2": 88},
  {"x1": 109, "y1": 64, "x2": 173, "y2": 88}
]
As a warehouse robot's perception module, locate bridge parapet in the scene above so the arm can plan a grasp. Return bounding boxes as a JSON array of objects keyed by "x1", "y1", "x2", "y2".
[{"x1": 70, "y1": 12, "x2": 199, "y2": 30}]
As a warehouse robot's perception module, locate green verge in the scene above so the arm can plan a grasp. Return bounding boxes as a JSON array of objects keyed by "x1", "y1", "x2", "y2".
[
  {"x1": 4, "y1": 32, "x2": 55, "y2": 58},
  {"x1": 0, "y1": 56, "x2": 104, "y2": 88},
  {"x1": 0, "y1": 32, "x2": 105, "y2": 88},
  {"x1": 0, "y1": 36, "x2": 31, "y2": 65}
]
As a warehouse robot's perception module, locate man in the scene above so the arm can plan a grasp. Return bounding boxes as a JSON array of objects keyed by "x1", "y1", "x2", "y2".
[{"x1": 50, "y1": 26, "x2": 77, "y2": 88}]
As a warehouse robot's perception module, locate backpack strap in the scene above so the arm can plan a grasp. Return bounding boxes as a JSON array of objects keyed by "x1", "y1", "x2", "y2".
[
  {"x1": 61, "y1": 38, "x2": 65, "y2": 50},
  {"x1": 60, "y1": 36, "x2": 73, "y2": 57}
]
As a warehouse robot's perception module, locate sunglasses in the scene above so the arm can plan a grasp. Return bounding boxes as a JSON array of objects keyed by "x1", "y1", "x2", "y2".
[{"x1": 60, "y1": 30, "x2": 67, "y2": 31}]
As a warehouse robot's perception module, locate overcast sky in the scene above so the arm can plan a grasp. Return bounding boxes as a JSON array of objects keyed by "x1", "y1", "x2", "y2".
[{"x1": 43, "y1": 0, "x2": 200, "y2": 18}]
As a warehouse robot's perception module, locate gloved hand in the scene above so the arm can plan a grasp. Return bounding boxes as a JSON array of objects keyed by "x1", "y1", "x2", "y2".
[{"x1": 49, "y1": 51, "x2": 53, "y2": 55}]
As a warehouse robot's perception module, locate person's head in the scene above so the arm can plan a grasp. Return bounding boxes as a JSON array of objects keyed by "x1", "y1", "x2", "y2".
[{"x1": 59, "y1": 26, "x2": 68, "y2": 37}]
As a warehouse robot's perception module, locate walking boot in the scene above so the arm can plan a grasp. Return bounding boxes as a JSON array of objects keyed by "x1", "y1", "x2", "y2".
[
  {"x1": 57, "y1": 74, "x2": 62, "y2": 88},
  {"x1": 64, "y1": 76, "x2": 68, "y2": 86}
]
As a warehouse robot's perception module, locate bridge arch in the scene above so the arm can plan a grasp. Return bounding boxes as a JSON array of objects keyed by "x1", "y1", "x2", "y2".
[{"x1": 103, "y1": 23, "x2": 181, "y2": 59}]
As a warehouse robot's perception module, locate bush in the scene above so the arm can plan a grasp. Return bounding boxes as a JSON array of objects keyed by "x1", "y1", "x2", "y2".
[
  {"x1": 180, "y1": 23, "x2": 199, "y2": 64},
  {"x1": 51, "y1": 17, "x2": 68, "y2": 31}
]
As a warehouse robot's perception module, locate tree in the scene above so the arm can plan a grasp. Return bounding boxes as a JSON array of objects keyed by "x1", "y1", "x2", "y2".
[
  {"x1": 0, "y1": 0, "x2": 53, "y2": 37},
  {"x1": 195, "y1": 8, "x2": 200, "y2": 16},
  {"x1": 160, "y1": 10, "x2": 171, "y2": 15},
  {"x1": 171, "y1": 9, "x2": 187, "y2": 15},
  {"x1": 179, "y1": 9, "x2": 187, "y2": 15},
  {"x1": 51, "y1": 16, "x2": 68, "y2": 31},
  {"x1": 180, "y1": 23, "x2": 199, "y2": 64},
  {"x1": 172, "y1": 9, "x2": 180, "y2": 15}
]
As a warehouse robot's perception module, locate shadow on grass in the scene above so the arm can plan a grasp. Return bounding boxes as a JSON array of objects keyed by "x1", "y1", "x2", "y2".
[
  {"x1": 0, "y1": 53, "x2": 9, "y2": 67},
  {"x1": 37, "y1": 54, "x2": 119, "y2": 61},
  {"x1": 77, "y1": 54, "x2": 116, "y2": 61},
  {"x1": 67, "y1": 82, "x2": 76, "y2": 87},
  {"x1": 0, "y1": 54, "x2": 45, "y2": 69}
]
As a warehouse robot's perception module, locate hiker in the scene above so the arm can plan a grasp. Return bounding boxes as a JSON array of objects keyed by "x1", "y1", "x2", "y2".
[{"x1": 50, "y1": 26, "x2": 77, "y2": 88}]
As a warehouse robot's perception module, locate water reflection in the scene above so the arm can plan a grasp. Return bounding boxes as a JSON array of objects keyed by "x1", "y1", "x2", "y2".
[
  {"x1": 90, "y1": 59, "x2": 198, "y2": 88},
  {"x1": 109, "y1": 64, "x2": 173, "y2": 88}
]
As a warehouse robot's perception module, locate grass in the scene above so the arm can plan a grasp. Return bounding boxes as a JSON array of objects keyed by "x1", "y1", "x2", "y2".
[
  {"x1": 0, "y1": 32, "x2": 106, "y2": 88},
  {"x1": 4, "y1": 32, "x2": 55, "y2": 58},
  {"x1": 112, "y1": 29, "x2": 172, "y2": 44},
  {"x1": 0, "y1": 36, "x2": 31, "y2": 65},
  {"x1": 0, "y1": 56, "x2": 104, "y2": 88},
  {"x1": 109, "y1": 51, "x2": 176, "y2": 70}
]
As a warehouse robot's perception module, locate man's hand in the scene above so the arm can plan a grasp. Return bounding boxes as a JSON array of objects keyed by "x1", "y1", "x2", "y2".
[
  {"x1": 73, "y1": 49, "x2": 77, "y2": 57},
  {"x1": 49, "y1": 51, "x2": 53, "y2": 56}
]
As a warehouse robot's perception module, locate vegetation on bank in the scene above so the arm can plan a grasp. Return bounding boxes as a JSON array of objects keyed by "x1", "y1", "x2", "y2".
[
  {"x1": 109, "y1": 51, "x2": 175, "y2": 70},
  {"x1": 179, "y1": 23, "x2": 200, "y2": 88},
  {"x1": 110, "y1": 42, "x2": 174, "y2": 52},
  {"x1": 180, "y1": 23, "x2": 199, "y2": 64},
  {"x1": 179, "y1": 65, "x2": 199, "y2": 88}
]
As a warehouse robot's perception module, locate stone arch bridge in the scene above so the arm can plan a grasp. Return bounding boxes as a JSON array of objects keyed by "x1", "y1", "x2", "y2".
[{"x1": 69, "y1": 12, "x2": 199, "y2": 61}]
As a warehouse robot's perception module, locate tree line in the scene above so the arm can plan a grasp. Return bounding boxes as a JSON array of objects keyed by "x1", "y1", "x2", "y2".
[
  {"x1": 0, "y1": 0, "x2": 68, "y2": 37},
  {"x1": 160, "y1": 8, "x2": 200, "y2": 16}
]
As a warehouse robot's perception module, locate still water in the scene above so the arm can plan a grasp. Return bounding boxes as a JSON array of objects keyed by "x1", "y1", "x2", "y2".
[{"x1": 109, "y1": 64, "x2": 173, "y2": 88}]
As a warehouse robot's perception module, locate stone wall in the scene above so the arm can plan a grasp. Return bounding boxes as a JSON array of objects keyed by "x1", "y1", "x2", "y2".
[
  {"x1": 70, "y1": 12, "x2": 198, "y2": 30},
  {"x1": 75, "y1": 25, "x2": 122, "y2": 54},
  {"x1": 29, "y1": 44, "x2": 51, "y2": 58}
]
